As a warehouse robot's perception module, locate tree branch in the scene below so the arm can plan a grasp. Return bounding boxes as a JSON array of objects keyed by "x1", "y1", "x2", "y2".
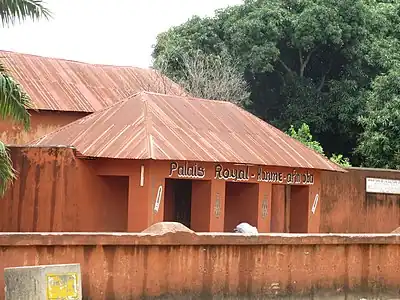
[
  {"x1": 277, "y1": 71, "x2": 286, "y2": 86},
  {"x1": 316, "y1": 58, "x2": 333, "y2": 92},
  {"x1": 299, "y1": 48, "x2": 315, "y2": 77},
  {"x1": 317, "y1": 75, "x2": 326, "y2": 92},
  {"x1": 299, "y1": 49, "x2": 303, "y2": 68},
  {"x1": 156, "y1": 51, "x2": 250, "y2": 105},
  {"x1": 278, "y1": 58, "x2": 293, "y2": 74}
]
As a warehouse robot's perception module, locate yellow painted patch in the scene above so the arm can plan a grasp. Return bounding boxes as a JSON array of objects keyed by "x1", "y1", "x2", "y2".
[{"x1": 46, "y1": 273, "x2": 78, "y2": 299}]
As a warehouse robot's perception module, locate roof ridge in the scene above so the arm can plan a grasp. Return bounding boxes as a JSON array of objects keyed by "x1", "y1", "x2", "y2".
[
  {"x1": 0, "y1": 49, "x2": 152, "y2": 70},
  {"x1": 141, "y1": 91, "x2": 236, "y2": 105},
  {"x1": 142, "y1": 93, "x2": 154, "y2": 159}
]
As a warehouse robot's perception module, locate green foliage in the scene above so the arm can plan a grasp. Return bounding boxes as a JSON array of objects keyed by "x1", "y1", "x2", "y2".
[
  {"x1": 0, "y1": 64, "x2": 32, "y2": 130},
  {"x1": 0, "y1": 0, "x2": 51, "y2": 196},
  {"x1": 152, "y1": 0, "x2": 400, "y2": 168},
  {"x1": 0, "y1": 0, "x2": 51, "y2": 26},
  {"x1": 287, "y1": 123, "x2": 324, "y2": 155},
  {"x1": 330, "y1": 154, "x2": 352, "y2": 168},
  {"x1": 357, "y1": 67, "x2": 400, "y2": 169},
  {"x1": 0, "y1": 142, "x2": 15, "y2": 196},
  {"x1": 288, "y1": 123, "x2": 352, "y2": 168},
  {"x1": 355, "y1": 1, "x2": 400, "y2": 169}
]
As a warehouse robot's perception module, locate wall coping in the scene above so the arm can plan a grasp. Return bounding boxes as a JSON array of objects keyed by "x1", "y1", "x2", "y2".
[
  {"x1": 0, "y1": 233, "x2": 399, "y2": 246},
  {"x1": 345, "y1": 166, "x2": 400, "y2": 173}
]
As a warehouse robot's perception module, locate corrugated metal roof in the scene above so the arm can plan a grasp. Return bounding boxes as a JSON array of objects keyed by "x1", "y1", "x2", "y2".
[
  {"x1": 30, "y1": 91, "x2": 344, "y2": 171},
  {"x1": 0, "y1": 50, "x2": 186, "y2": 112}
]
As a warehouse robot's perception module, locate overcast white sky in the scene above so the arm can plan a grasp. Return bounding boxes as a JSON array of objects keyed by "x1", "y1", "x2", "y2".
[{"x1": 0, "y1": 0, "x2": 242, "y2": 68}]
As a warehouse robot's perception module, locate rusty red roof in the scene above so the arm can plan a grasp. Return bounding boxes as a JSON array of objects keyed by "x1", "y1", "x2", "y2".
[
  {"x1": 0, "y1": 50, "x2": 186, "y2": 112},
  {"x1": 30, "y1": 91, "x2": 344, "y2": 171}
]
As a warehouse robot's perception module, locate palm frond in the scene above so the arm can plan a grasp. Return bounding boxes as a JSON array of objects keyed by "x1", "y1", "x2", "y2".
[
  {"x1": 0, "y1": 64, "x2": 32, "y2": 130},
  {"x1": 0, "y1": 141, "x2": 15, "y2": 197},
  {"x1": 0, "y1": 62, "x2": 6, "y2": 73},
  {"x1": 0, "y1": 0, "x2": 52, "y2": 26}
]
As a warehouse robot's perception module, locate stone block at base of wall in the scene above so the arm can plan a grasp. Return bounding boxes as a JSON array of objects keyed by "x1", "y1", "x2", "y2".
[{"x1": 4, "y1": 263, "x2": 82, "y2": 300}]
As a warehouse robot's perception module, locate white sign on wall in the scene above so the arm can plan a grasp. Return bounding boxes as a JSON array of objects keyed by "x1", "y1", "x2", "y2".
[
  {"x1": 366, "y1": 177, "x2": 400, "y2": 195},
  {"x1": 154, "y1": 185, "x2": 163, "y2": 213},
  {"x1": 311, "y1": 194, "x2": 319, "y2": 214}
]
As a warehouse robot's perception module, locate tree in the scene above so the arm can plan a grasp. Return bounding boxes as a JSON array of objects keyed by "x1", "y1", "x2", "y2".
[
  {"x1": 152, "y1": 0, "x2": 399, "y2": 164},
  {"x1": 354, "y1": 1, "x2": 400, "y2": 169},
  {"x1": 0, "y1": 0, "x2": 51, "y2": 196},
  {"x1": 155, "y1": 50, "x2": 250, "y2": 106},
  {"x1": 357, "y1": 67, "x2": 400, "y2": 169},
  {"x1": 288, "y1": 123, "x2": 351, "y2": 168}
]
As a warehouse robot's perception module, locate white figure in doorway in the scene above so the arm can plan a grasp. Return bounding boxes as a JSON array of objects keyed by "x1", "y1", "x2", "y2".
[{"x1": 234, "y1": 222, "x2": 258, "y2": 235}]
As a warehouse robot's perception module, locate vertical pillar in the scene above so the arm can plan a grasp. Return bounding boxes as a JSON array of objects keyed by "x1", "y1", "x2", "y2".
[
  {"x1": 256, "y1": 182, "x2": 272, "y2": 233},
  {"x1": 148, "y1": 162, "x2": 166, "y2": 225},
  {"x1": 191, "y1": 180, "x2": 212, "y2": 231},
  {"x1": 308, "y1": 171, "x2": 321, "y2": 233},
  {"x1": 209, "y1": 180, "x2": 226, "y2": 232},
  {"x1": 127, "y1": 165, "x2": 148, "y2": 232},
  {"x1": 284, "y1": 185, "x2": 291, "y2": 233},
  {"x1": 127, "y1": 161, "x2": 165, "y2": 232}
]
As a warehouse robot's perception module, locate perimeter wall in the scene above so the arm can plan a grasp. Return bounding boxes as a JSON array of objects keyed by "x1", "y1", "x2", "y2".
[
  {"x1": 320, "y1": 168, "x2": 400, "y2": 233},
  {"x1": 0, "y1": 233, "x2": 399, "y2": 299}
]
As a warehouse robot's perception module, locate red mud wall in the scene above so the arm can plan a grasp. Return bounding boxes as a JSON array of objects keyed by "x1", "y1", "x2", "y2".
[
  {"x1": 0, "y1": 110, "x2": 88, "y2": 144},
  {"x1": 320, "y1": 168, "x2": 400, "y2": 233},
  {"x1": 0, "y1": 233, "x2": 400, "y2": 299},
  {"x1": 0, "y1": 147, "x2": 128, "y2": 232}
]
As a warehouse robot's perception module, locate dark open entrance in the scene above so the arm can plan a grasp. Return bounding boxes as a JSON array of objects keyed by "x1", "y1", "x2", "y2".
[
  {"x1": 164, "y1": 179, "x2": 192, "y2": 228},
  {"x1": 224, "y1": 182, "x2": 259, "y2": 232},
  {"x1": 270, "y1": 185, "x2": 309, "y2": 233}
]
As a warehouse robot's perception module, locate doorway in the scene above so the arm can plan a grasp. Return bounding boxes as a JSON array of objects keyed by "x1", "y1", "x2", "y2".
[
  {"x1": 164, "y1": 179, "x2": 192, "y2": 228},
  {"x1": 224, "y1": 182, "x2": 259, "y2": 232},
  {"x1": 270, "y1": 184, "x2": 309, "y2": 233}
]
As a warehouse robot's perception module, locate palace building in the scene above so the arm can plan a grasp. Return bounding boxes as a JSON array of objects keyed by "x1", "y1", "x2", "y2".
[
  {"x1": 1, "y1": 52, "x2": 400, "y2": 236},
  {"x1": 5, "y1": 91, "x2": 343, "y2": 233}
]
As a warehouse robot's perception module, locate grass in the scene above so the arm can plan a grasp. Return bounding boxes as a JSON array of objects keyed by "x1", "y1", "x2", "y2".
[{"x1": 0, "y1": 124, "x2": 59, "y2": 145}]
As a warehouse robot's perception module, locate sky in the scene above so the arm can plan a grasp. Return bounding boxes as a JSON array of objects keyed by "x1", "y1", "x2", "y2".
[{"x1": 0, "y1": 0, "x2": 242, "y2": 68}]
